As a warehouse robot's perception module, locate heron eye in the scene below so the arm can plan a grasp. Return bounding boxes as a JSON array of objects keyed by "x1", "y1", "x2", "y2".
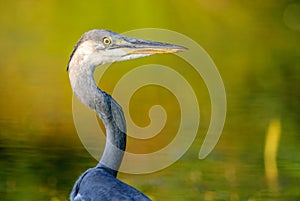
[{"x1": 103, "y1": 37, "x2": 111, "y2": 45}]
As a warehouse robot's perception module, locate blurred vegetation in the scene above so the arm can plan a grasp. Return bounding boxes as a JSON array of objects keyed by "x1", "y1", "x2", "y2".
[{"x1": 0, "y1": 0, "x2": 299, "y2": 200}]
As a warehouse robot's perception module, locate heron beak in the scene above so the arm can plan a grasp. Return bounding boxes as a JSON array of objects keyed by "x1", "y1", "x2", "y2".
[{"x1": 122, "y1": 38, "x2": 187, "y2": 55}]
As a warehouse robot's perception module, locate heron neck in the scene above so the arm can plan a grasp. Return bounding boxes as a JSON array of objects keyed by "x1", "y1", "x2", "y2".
[{"x1": 68, "y1": 62, "x2": 126, "y2": 177}]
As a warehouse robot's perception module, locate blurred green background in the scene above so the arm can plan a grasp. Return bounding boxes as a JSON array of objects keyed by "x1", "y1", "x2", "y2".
[{"x1": 0, "y1": 0, "x2": 299, "y2": 200}]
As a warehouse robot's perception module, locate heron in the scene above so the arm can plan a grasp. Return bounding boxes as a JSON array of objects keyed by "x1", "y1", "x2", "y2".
[{"x1": 67, "y1": 29, "x2": 186, "y2": 201}]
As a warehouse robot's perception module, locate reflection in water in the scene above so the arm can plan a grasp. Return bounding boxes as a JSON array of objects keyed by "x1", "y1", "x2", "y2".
[{"x1": 264, "y1": 119, "x2": 281, "y2": 193}]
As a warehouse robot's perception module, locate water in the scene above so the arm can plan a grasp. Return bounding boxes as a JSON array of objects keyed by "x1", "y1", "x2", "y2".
[{"x1": 1, "y1": 0, "x2": 299, "y2": 200}]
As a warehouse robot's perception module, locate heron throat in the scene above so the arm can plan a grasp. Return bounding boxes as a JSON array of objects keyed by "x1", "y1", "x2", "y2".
[{"x1": 68, "y1": 61, "x2": 127, "y2": 177}]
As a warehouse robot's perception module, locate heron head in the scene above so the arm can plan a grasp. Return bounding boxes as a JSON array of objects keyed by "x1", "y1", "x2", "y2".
[{"x1": 67, "y1": 29, "x2": 187, "y2": 71}]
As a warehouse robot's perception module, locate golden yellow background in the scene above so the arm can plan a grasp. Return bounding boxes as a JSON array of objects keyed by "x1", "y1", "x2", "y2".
[{"x1": 0, "y1": 0, "x2": 299, "y2": 200}]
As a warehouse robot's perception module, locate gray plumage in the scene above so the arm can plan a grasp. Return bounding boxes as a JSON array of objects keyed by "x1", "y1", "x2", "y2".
[{"x1": 67, "y1": 29, "x2": 186, "y2": 201}]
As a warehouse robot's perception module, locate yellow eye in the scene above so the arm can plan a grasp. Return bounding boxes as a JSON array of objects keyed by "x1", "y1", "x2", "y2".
[{"x1": 103, "y1": 37, "x2": 111, "y2": 45}]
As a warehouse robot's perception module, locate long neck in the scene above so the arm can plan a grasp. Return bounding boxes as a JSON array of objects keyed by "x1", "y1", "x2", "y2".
[{"x1": 68, "y1": 62, "x2": 126, "y2": 177}]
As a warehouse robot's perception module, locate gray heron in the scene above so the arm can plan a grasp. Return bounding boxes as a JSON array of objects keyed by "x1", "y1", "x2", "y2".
[{"x1": 67, "y1": 29, "x2": 186, "y2": 201}]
